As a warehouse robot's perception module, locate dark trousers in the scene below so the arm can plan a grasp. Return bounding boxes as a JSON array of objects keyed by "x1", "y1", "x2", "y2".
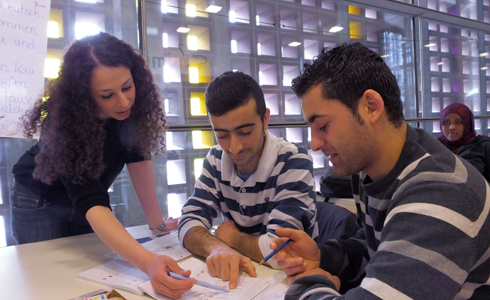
[{"x1": 10, "y1": 179, "x2": 93, "y2": 244}]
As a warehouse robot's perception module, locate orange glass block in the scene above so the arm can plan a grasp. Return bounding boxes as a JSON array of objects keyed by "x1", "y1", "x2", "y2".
[
  {"x1": 350, "y1": 21, "x2": 362, "y2": 39},
  {"x1": 348, "y1": 5, "x2": 361, "y2": 15}
]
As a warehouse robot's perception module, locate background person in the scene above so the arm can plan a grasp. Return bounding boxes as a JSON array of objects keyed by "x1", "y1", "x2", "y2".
[
  {"x1": 438, "y1": 102, "x2": 490, "y2": 182},
  {"x1": 10, "y1": 32, "x2": 194, "y2": 299}
]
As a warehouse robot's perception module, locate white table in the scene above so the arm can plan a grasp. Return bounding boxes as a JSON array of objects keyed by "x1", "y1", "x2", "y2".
[{"x1": 0, "y1": 226, "x2": 280, "y2": 300}]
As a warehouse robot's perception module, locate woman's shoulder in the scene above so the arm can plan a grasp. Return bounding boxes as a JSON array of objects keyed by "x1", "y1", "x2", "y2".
[
  {"x1": 473, "y1": 135, "x2": 490, "y2": 145},
  {"x1": 461, "y1": 135, "x2": 490, "y2": 153}
]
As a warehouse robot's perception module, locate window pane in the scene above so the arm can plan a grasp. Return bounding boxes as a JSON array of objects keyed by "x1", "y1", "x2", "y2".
[{"x1": 419, "y1": 0, "x2": 488, "y2": 22}]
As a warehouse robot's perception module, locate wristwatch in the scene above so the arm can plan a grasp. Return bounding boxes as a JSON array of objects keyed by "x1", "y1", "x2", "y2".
[{"x1": 149, "y1": 221, "x2": 166, "y2": 235}]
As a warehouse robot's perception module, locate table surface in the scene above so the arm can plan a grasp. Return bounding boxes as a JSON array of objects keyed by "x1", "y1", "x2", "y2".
[{"x1": 0, "y1": 226, "x2": 279, "y2": 300}]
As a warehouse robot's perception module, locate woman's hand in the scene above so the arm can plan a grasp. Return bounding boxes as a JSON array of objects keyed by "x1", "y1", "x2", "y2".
[
  {"x1": 86, "y1": 207, "x2": 194, "y2": 299},
  {"x1": 145, "y1": 254, "x2": 196, "y2": 299}
]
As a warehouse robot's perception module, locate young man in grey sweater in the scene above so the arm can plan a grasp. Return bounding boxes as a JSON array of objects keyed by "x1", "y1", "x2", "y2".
[{"x1": 270, "y1": 42, "x2": 490, "y2": 299}]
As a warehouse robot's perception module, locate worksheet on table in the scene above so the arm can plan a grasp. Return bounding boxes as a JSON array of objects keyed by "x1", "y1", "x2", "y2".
[
  {"x1": 252, "y1": 272, "x2": 288, "y2": 300},
  {"x1": 107, "y1": 231, "x2": 192, "y2": 262},
  {"x1": 140, "y1": 256, "x2": 279, "y2": 300}
]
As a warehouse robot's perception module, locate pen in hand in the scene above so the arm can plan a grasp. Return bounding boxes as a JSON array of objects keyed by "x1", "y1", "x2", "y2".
[
  {"x1": 167, "y1": 271, "x2": 229, "y2": 293},
  {"x1": 260, "y1": 239, "x2": 292, "y2": 265}
]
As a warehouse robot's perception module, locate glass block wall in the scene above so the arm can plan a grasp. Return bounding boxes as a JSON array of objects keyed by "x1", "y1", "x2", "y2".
[
  {"x1": 145, "y1": 0, "x2": 417, "y2": 214},
  {"x1": 0, "y1": 0, "x2": 489, "y2": 246}
]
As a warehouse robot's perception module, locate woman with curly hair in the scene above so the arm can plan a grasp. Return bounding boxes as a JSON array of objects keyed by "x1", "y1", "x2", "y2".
[{"x1": 10, "y1": 32, "x2": 195, "y2": 298}]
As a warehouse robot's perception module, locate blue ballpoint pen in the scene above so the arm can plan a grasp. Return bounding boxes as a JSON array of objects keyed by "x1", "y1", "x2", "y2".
[
  {"x1": 167, "y1": 271, "x2": 229, "y2": 293},
  {"x1": 259, "y1": 239, "x2": 293, "y2": 265},
  {"x1": 260, "y1": 238, "x2": 292, "y2": 265}
]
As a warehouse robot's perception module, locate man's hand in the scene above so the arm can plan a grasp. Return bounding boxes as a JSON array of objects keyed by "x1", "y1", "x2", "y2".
[
  {"x1": 206, "y1": 245, "x2": 257, "y2": 289},
  {"x1": 270, "y1": 227, "x2": 321, "y2": 276},
  {"x1": 145, "y1": 254, "x2": 196, "y2": 299},
  {"x1": 215, "y1": 220, "x2": 240, "y2": 246},
  {"x1": 288, "y1": 268, "x2": 341, "y2": 291}
]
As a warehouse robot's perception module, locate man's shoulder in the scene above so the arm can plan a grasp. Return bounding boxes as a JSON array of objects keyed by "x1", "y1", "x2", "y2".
[
  {"x1": 395, "y1": 126, "x2": 485, "y2": 193},
  {"x1": 208, "y1": 144, "x2": 224, "y2": 157},
  {"x1": 406, "y1": 126, "x2": 457, "y2": 166},
  {"x1": 395, "y1": 150, "x2": 487, "y2": 204},
  {"x1": 201, "y1": 146, "x2": 225, "y2": 169},
  {"x1": 270, "y1": 134, "x2": 309, "y2": 156}
]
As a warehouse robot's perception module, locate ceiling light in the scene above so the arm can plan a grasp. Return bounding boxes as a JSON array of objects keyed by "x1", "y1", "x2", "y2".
[
  {"x1": 47, "y1": 21, "x2": 59, "y2": 38},
  {"x1": 229, "y1": 10, "x2": 236, "y2": 23},
  {"x1": 205, "y1": 5, "x2": 222, "y2": 13},
  {"x1": 288, "y1": 42, "x2": 301, "y2": 47},
  {"x1": 176, "y1": 27, "x2": 190, "y2": 33},
  {"x1": 185, "y1": 4, "x2": 196, "y2": 17},
  {"x1": 187, "y1": 35, "x2": 198, "y2": 50},
  {"x1": 329, "y1": 26, "x2": 343, "y2": 33}
]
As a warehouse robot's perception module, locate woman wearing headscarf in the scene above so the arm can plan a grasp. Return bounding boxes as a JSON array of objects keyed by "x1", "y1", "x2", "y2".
[{"x1": 438, "y1": 103, "x2": 490, "y2": 182}]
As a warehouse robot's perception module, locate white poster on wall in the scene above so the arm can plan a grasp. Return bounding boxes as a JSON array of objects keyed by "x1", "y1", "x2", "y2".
[{"x1": 0, "y1": 0, "x2": 51, "y2": 138}]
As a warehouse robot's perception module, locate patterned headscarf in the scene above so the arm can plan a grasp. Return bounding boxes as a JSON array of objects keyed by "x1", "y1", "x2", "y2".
[{"x1": 437, "y1": 103, "x2": 477, "y2": 153}]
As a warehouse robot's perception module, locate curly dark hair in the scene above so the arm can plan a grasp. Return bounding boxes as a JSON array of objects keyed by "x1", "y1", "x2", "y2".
[
  {"x1": 292, "y1": 42, "x2": 404, "y2": 128},
  {"x1": 22, "y1": 32, "x2": 166, "y2": 185}
]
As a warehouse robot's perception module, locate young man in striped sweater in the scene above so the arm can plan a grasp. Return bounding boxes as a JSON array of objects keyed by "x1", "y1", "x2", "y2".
[
  {"x1": 178, "y1": 71, "x2": 357, "y2": 290},
  {"x1": 270, "y1": 42, "x2": 490, "y2": 299}
]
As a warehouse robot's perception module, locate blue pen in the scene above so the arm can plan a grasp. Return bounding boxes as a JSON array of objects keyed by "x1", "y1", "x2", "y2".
[
  {"x1": 167, "y1": 271, "x2": 229, "y2": 293},
  {"x1": 260, "y1": 239, "x2": 292, "y2": 265}
]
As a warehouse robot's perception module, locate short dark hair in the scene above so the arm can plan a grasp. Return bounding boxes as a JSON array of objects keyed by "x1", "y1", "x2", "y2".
[
  {"x1": 292, "y1": 42, "x2": 404, "y2": 127},
  {"x1": 205, "y1": 71, "x2": 266, "y2": 120}
]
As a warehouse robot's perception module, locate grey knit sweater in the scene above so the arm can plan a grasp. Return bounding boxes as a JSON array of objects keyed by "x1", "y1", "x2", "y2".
[{"x1": 286, "y1": 125, "x2": 490, "y2": 300}]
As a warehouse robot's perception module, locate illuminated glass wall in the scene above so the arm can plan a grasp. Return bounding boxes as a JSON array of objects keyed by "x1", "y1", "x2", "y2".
[
  {"x1": 0, "y1": 0, "x2": 489, "y2": 246},
  {"x1": 146, "y1": 1, "x2": 416, "y2": 210}
]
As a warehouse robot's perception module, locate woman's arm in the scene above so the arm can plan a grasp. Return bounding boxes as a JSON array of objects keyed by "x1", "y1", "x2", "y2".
[
  {"x1": 85, "y1": 206, "x2": 195, "y2": 299},
  {"x1": 127, "y1": 160, "x2": 177, "y2": 231}
]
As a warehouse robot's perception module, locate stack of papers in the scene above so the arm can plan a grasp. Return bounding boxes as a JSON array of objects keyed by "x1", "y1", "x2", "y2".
[{"x1": 76, "y1": 231, "x2": 288, "y2": 300}]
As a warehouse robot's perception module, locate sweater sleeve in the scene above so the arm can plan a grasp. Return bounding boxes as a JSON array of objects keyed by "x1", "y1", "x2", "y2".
[
  {"x1": 288, "y1": 180, "x2": 490, "y2": 299},
  {"x1": 285, "y1": 275, "x2": 341, "y2": 300},
  {"x1": 178, "y1": 150, "x2": 221, "y2": 243},
  {"x1": 318, "y1": 230, "x2": 369, "y2": 283},
  {"x1": 60, "y1": 177, "x2": 111, "y2": 217},
  {"x1": 255, "y1": 148, "x2": 318, "y2": 269},
  {"x1": 265, "y1": 149, "x2": 318, "y2": 238}
]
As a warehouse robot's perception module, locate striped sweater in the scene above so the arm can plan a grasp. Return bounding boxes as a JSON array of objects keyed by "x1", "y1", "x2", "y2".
[
  {"x1": 286, "y1": 125, "x2": 490, "y2": 300},
  {"x1": 178, "y1": 132, "x2": 318, "y2": 266}
]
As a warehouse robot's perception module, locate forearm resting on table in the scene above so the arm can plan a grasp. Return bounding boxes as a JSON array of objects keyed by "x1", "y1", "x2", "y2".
[
  {"x1": 86, "y1": 206, "x2": 157, "y2": 272},
  {"x1": 183, "y1": 226, "x2": 231, "y2": 257},
  {"x1": 225, "y1": 230, "x2": 264, "y2": 264},
  {"x1": 184, "y1": 226, "x2": 265, "y2": 264}
]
